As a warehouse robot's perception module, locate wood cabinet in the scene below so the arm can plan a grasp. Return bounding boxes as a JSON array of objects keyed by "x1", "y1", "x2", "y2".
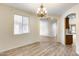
[
  {"x1": 65, "y1": 17, "x2": 69, "y2": 29},
  {"x1": 65, "y1": 17, "x2": 73, "y2": 45},
  {"x1": 65, "y1": 35, "x2": 73, "y2": 45}
]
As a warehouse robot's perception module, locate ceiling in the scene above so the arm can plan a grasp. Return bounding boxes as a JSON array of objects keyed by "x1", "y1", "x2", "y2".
[{"x1": 3, "y1": 3, "x2": 77, "y2": 16}]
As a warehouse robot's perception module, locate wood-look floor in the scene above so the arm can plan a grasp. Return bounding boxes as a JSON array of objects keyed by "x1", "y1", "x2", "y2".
[{"x1": 0, "y1": 37, "x2": 78, "y2": 56}]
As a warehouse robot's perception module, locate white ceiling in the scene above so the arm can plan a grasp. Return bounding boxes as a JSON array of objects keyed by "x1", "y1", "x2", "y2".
[{"x1": 3, "y1": 3, "x2": 77, "y2": 16}]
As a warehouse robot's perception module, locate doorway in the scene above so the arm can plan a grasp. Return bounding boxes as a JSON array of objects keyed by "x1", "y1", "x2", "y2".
[
  {"x1": 65, "y1": 13, "x2": 76, "y2": 45},
  {"x1": 39, "y1": 17, "x2": 57, "y2": 48}
]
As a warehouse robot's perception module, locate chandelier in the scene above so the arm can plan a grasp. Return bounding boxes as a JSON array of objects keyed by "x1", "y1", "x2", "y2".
[{"x1": 37, "y1": 4, "x2": 47, "y2": 17}]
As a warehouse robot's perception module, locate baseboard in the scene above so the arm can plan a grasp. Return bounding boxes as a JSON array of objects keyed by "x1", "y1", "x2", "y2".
[
  {"x1": 40, "y1": 36, "x2": 56, "y2": 38},
  {"x1": 0, "y1": 40, "x2": 40, "y2": 53}
]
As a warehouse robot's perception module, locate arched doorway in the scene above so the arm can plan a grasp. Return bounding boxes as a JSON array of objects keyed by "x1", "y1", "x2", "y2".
[{"x1": 65, "y1": 13, "x2": 76, "y2": 45}]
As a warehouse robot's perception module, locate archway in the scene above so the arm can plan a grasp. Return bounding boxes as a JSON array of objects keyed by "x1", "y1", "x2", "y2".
[{"x1": 65, "y1": 13, "x2": 76, "y2": 45}]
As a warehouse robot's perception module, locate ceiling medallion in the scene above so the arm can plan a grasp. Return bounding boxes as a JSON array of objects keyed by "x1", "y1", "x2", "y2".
[{"x1": 37, "y1": 4, "x2": 47, "y2": 17}]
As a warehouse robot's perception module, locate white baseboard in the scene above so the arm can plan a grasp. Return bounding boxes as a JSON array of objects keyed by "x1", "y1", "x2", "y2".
[{"x1": 0, "y1": 40, "x2": 39, "y2": 53}]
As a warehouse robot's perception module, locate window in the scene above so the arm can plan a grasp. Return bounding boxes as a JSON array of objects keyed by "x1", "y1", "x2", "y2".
[
  {"x1": 14, "y1": 14, "x2": 29, "y2": 34},
  {"x1": 40, "y1": 19, "x2": 48, "y2": 36},
  {"x1": 71, "y1": 24, "x2": 76, "y2": 34},
  {"x1": 51, "y1": 23, "x2": 57, "y2": 37}
]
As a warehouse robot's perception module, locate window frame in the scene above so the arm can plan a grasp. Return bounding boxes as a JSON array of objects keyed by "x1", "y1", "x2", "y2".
[
  {"x1": 14, "y1": 14, "x2": 30, "y2": 35},
  {"x1": 70, "y1": 24, "x2": 76, "y2": 34}
]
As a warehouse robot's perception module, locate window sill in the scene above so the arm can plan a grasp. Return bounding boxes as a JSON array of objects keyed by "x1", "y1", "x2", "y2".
[{"x1": 14, "y1": 32, "x2": 30, "y2": 36}]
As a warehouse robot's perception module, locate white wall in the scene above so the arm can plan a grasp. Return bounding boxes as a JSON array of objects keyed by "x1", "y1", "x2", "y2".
[
  {"x1": 0, "y1": 4, "x2": 40, "y2": 52},
  {"x1": 59, "y1": 4, "x2": 79, "y2": 54}
]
